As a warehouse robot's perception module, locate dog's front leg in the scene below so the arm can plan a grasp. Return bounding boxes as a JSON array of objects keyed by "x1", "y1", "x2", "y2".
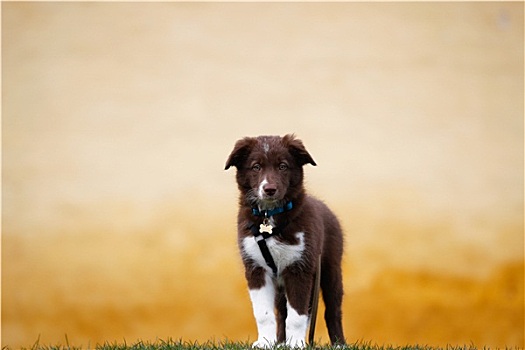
[
  {"x1": 283, "y1": 269, "x2": 314, "y2": 349},
  {"x1": 248, "y1": 269, "x2": 277, "y2": 348}
]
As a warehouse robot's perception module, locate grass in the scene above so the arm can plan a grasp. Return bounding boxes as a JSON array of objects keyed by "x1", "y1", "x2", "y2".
[{"x1": 5, "y1": 338, "x2": 522, "y2": 350}]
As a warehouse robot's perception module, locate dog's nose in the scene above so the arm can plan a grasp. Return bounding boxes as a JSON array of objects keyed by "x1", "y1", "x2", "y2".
[{"x1": 263, "y1": 184, "x2": 277, "y2": 196}]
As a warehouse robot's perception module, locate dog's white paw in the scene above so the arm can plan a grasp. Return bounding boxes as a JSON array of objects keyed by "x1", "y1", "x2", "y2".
[
  {"x1": 252, "y1": 339, "x2": 276, "y2": 349},
  {"x1": 286, "y1": 339, "x2": 306, "y2": 349}
]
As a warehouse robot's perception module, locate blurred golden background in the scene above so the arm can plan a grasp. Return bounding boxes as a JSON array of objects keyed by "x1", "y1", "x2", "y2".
[{"x1": 2, "y1": 2, "x2": 523, "y2": 348}]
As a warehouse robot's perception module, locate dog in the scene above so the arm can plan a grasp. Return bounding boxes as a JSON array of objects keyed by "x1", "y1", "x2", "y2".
[{"x1": 225, "y1": 134, "x2": 345, "y2": 348}]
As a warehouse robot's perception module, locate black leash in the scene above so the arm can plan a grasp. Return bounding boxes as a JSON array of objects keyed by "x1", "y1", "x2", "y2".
[
  {"x1": 248, "y1": 223, "x2": 279, "y2": 276},
  {"x1": 308, "y1": 256, "x2": 322, "y2": 345},
  {"x1": 248, "y1": 202, "x2": 293, "y2": 276}
]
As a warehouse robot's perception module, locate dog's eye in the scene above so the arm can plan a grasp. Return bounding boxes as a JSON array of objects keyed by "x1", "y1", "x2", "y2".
[
  {"x1": 278, "y1": 163, "x2": 288, "y2": 171},
  {"x1": 252, "y1": 164, "x2": 262, "y2": 172}
]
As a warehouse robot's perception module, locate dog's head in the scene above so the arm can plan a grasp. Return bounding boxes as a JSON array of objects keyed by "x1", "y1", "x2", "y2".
[{"x1": 225, "y1": 134, "x2": 316, "y2": 209}]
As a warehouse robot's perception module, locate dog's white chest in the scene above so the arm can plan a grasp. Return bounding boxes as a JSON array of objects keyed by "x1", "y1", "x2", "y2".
[{"x1": 242, "y1": 232, "x2": 305, "y2": 274}]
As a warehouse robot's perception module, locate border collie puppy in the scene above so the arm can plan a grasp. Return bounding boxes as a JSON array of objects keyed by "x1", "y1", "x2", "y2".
[{"x1": 225, "y1": 134, "x2": 345, "y2": 348}]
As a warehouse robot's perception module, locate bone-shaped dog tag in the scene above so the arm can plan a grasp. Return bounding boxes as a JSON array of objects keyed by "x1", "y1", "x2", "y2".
[{"x1": 259, "y1": 223, "x2": 273, "y2": 234}]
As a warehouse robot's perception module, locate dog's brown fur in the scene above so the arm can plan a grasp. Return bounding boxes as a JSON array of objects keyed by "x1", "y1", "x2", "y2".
[{"x1": 225, "y1": 134, "x2": 345, "y2": 346}]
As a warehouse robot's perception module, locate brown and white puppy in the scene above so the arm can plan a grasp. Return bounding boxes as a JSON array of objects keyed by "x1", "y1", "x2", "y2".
[{"x1": 225, "y1": 134, "x2": 345, "y2": 348}]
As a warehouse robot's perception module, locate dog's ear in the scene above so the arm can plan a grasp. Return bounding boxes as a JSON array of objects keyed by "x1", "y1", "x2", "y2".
[
  {"x1": 283, "y1": 134, "x2": 317, "y2": 167},
  {"x1": 225, "y1": 137, "x2": 256, "y2": 170}
]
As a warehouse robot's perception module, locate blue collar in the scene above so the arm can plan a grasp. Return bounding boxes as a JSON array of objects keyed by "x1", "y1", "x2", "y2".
[{"x1": 252, "y1": 201, "x2": 293, "y2": 217}]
